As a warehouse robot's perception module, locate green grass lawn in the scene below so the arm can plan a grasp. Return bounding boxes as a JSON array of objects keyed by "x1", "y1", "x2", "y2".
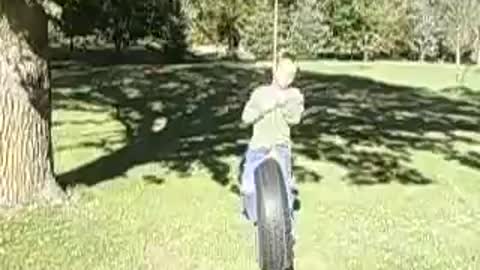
[{"x1": 1, "y1": 59, "x2": 480, "y2": 270}]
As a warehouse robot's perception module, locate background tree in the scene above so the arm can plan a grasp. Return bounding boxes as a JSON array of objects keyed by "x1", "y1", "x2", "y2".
[
  {"x1": 95, "y1": 0, "x2": 140, "y2": 52},
  {"x1": 143, "y1": 0, "x2": 188, "y2": 57},
  {"x1": 354, "y1": 0, "x2": 410, "y2": 61},
  {"x1": 355, "y1": 0, "x2": 382, "y2": 61},
  {"x1": 57, "y1": 0, "x2": 98, "y2": 51},
  {"x1": 53, "y1": 0, "x2": 187, "y2": 54},
  {"x1": 0, "y1": 0, "x2": 64, "y2": 206},
  {"x1": 437, "y1": 0, "x2": 479, "y2": 66},
  {"x1": 185, "y1": 0, "x2": 254, "y2": 56},
  {"x1": 241, "y1": 0, "x2": 292, "y2": 59},
  {"x1": 469, "y1": 1, "x2": 480, "y2": 64},
  {"x1": 408, "y1": 0, "x2": 442, "y2": 62},
  {"x1": 474, "y1": 25, "x2": 480, "y2": 64},
  {"x1": 325, "y1": 0, "x2": 363, "y2": 58},
  {"x1": 286, "y1": 0, "x2": 331, "y2": 58}
]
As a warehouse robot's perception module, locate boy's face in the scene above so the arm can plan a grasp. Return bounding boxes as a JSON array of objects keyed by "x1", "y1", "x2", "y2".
[
  {"x1": 275, "y1": 70, "x2": 295, "y2": 89},
  {"x1": 274, "y1": 59, "x2": 297, "y2": 89}
]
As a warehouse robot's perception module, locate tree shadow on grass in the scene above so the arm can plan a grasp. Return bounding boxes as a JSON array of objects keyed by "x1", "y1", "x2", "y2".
[
  {"x1": 52, "y1": 61, "x2": 480, "y2": 188},
  {"x1": 49, "y1": 47, "x2": 220, "y2": 67}
]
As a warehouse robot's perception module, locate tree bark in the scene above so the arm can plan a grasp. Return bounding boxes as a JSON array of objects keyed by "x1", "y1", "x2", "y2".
[
  {"x1": 362, "y1": 31, "x2": 369, "y2": 62},
  {"x1": 475, "y1": 28, "x2": 480, "y2": 65},
  {"x1": 419, "y1": 43, "x2": 426, "y2": 62},
  {"x1": 0, "y1": 0, "x2": 63, "y2": 206},
  {"x1": 477, "y1": 45, "x2": 480, "y2": 65},
  {"x1": 455, "y1": 28, "x2": 461, "y2": 67},
  {"x1": 69, "y1": 36, "x2": 74, "y2": 52},
  {"x1": 363, "y1": 49, "x2": 369, "y2": 62}
]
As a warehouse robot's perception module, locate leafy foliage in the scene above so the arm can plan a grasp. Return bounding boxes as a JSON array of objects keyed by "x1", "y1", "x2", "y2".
[
  {"x1": 183, "y1": 0, "x2": 254, "y2": 52},
  {"x1": 55, "y1": 0, "x2": 187, "y2": 54},
  {"x1": 286, "y1": 0, "x2": 331, "y2": 58},
  {"x1": 50, "y1": 0, "x2": 480, "y2": 63},
  {"x1": 325, "y1": 0, "x2": 364, "y2": 56},
  {"x1": 241, "y1": 1, "x2": 292, "y2": 59},
  {"x1": 435, "y1": 0, "x2": 480, "y2": 64},
  {"x1": 408, "y1": 0, "x2": 442, "y2": 61}
]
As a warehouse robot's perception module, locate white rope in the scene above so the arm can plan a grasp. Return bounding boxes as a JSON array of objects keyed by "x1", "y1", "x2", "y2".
[{"x1": 272, "y1": 0, "x2": 279, "y2": 74}]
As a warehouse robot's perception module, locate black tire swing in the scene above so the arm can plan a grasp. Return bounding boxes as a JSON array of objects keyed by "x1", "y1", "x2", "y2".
[
  {"x1": 253, "y1": 1, "x2": 295, "y2": 270},
  {"x1": 254, "y1": 159, "x2": 295, "y2": 270}
]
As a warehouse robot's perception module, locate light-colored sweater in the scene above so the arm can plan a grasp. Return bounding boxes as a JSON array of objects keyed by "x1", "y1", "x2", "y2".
[{"x1": 241, "y1": 85, "x2": 304, "y2": 149}]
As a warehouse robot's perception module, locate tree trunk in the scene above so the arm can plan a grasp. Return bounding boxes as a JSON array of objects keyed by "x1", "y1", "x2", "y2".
[
  {"x1": 69, "y1": 36, "x2": 74, "y2": 52},
  {"x1": 476, "y1": 28, "x2": 480, "y2": 65},
  {"x1": 363, "y1": 49, "x2": 369, "y2": 62},
  {"x1": 114, "y1": 36, "x2": 122, "y2": 53},
  {"x1": 0, "y1": 0, "x2": 63, "y2": 206},
  {"x1": 477, "y1": 45, "x2": 480, "y2": 65},
  {"x1": 455, "y1": 28, "x2": 461, "y2": 67},
  {"x1": 362, "y1": 32, "x2": 369, "y2": 62},
  {"x1": 419, "y1": 42, "x2": 426, "y2": 62}
]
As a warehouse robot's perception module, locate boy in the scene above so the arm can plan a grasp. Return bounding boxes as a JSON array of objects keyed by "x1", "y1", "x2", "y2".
[{"x1": 240, "y1": 57, "x2": 304, "y2": 238}]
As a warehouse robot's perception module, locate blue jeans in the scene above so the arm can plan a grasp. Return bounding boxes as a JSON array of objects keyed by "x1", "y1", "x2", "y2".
[{"x1": 240, "y1": 144, "x2": 297, "y2": 224}]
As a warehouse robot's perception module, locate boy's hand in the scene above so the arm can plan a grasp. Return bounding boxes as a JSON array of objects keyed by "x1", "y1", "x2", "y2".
[
  {"x1": 257, "y1": 89, "x2": 291, "y2": 114},
  {"x1": 276, "y1": 91, "x2": 288, "y2": 106},
  {"x1": 283, "y1": 89, "x2": 303, "y2": 104},
  {"x1": 258, "y1": 94, "x2": 278, "y2": 112}
]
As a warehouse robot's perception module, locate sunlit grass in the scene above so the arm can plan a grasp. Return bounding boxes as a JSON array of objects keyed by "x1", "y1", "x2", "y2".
[{"x1": 1, "y1": 60, "x2": 479, "y2": 270}]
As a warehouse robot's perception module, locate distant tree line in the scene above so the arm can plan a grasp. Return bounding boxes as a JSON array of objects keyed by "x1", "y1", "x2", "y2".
[
  {"x1": 50, "y1": 0, "x2": 188, "y2": 56},
  {"x1": 51, "y1": 0, "x2": 480, "y2": 64}
]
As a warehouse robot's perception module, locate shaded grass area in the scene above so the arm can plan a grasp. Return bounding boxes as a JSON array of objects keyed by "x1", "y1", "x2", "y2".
[
  {"x1": 52, "y1": 60, "x2": 480, "y2": 187},
  {"x1": 49, "y1": 46, "x2": 220, "y2": 67},
  {"x1": 1, "y1": 60, "x2": 480, "y2": 270}
]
